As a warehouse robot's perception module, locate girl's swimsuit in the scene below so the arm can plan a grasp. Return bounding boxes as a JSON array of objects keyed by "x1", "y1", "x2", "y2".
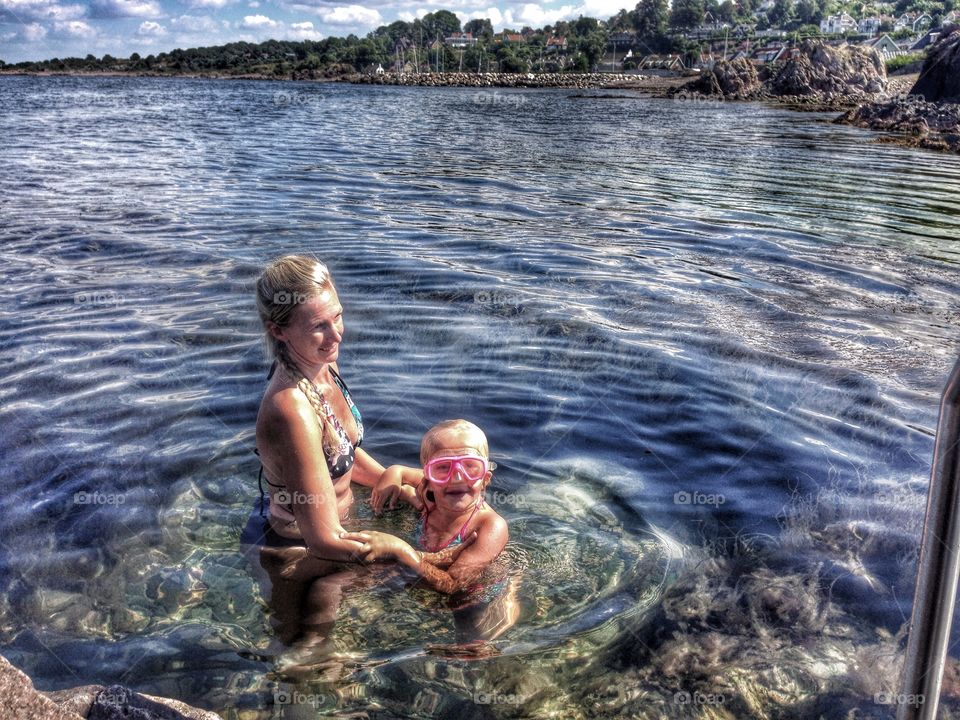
[
  {"x1": 258, "y1": 364, "x2": 364, "y2": 532},
  {"x1": 413, "y1": 500, "x2": 484, "y2": 552}
]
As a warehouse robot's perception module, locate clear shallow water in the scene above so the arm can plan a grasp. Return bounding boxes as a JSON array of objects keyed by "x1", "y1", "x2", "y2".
[{"x1": 1, "y1": 75, "x2": 960, "y2": 718}]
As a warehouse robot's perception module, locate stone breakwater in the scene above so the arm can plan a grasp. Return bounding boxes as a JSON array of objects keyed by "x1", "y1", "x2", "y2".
[{"x1": 351, "y1": 72, "x2": 646, "y2": 89}]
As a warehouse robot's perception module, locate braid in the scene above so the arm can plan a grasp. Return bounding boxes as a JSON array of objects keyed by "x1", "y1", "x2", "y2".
[{"x1": 275, "y1": 344, "x2": 338, "y2": 455}]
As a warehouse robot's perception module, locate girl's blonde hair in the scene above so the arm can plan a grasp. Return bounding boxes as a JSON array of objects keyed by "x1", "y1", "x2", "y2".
[{"x1": 256, "y1": 255, "x2": 341, "y2": 455}]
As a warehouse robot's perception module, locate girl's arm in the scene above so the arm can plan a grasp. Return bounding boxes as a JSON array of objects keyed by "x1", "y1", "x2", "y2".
[
  {"x1": 344, "y1": 513, "x2": 508, "y2": 593},
  {"x1": 260, "y1": 389, "x2": 366, "y2": 562},
  {"x1": 372, "y1": 465, "x2": 424, "y2": 513}
]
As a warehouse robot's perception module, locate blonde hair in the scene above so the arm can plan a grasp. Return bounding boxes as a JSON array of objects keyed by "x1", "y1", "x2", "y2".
[
  {"x1": 256, "y1": 255, "x2": 341, "y2": 455},
  {"x1": 417, "y1": 419, "x2": 491, "y2": 510}
]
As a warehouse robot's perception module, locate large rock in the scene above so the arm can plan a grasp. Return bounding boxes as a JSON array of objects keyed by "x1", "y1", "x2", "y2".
[
  {"x1": 910, "y1": 28, "x2": 960, "y2": 103},
  {"x1": 685, "y1": 58, "x2": 761, "y2": 98},
  {"x1": 0, "y1": 654, "x2": 84, "y2": 720},
  {"x1": 769, "y1": 40, "x2": 886, "y2": 98}
]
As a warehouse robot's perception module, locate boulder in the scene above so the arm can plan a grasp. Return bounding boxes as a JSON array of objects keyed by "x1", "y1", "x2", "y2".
[
  {"x1": 769, "y1": 40, "x2": 886, "y2": 97},
  {"x1": 684, "y1": 58, "x2": 762, "y2": 98},
  {"x1": 0, "y1": 654, "x2": 83, "y2": 720},
  {"x1": 910, "y1": 28, "x2": 960, "y2": 103}
]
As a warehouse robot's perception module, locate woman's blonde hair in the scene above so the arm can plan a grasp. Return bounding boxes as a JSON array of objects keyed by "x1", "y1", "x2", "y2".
[{"x1": 256, "y1": 255, "x2": 342, "y2": 455}]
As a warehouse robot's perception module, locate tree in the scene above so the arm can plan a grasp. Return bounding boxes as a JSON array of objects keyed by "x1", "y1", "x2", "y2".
[
  {"x1": 464, "y1": 18, "x2": 494, "y2": 40},
  {"x1": 669, "y1": 0, "x2": 705, "y2": 30},
  {"x1": 420, "y1": 10, "x2": 461, "y2": 41},
  {"x1": 635, "y1": 0, "x2": 669, "y2": 37},
  {"x1": 768, "y1": 0, "x2": 794, "y2": 27}
]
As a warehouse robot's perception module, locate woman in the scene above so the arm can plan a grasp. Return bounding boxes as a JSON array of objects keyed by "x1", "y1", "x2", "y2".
[{"x1": 245, "y1": 255, "x2": 467, "y2": 669}]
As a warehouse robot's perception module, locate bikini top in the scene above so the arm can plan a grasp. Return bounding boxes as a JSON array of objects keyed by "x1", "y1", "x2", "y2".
[
  {"x1": 260, "y1": 364, "x2": 363, "y2": 518},
  {"x1": 413, "y1": 500, "x2": 485, "y2": 553}
]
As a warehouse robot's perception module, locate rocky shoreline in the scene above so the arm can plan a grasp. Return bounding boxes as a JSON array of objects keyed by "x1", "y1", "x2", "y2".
[{"x1": 351, "y1": 71, "x2": 670, "y2": 90}]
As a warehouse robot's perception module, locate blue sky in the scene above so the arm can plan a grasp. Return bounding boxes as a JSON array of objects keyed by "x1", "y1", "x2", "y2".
[{"x1": 1, "y1": 0, "x2": 628, "y2": 62}]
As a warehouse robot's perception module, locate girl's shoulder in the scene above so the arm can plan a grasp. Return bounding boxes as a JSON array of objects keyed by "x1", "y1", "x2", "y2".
[{"x1": 475, "y1": 505, "x2": 508, "y2": 541}]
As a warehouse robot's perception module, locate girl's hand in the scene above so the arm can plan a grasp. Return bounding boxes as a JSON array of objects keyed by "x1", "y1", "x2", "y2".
[
  {"x1": 340, "y1": 530, "x2": 411, "y2": 563},
  {"x1": 422, "y1": 531, "x2": 477, "y2": 569},
  {"x1": 371, "y1": 467, "x2": 404, "y2": 514}
]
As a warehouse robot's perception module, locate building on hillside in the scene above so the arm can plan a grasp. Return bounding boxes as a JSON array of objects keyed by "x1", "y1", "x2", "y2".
[
  {"x1": 820, "y1": 12, "x2": 857, "y2": 34},
  {"x1": 610, "y1": 31, "x2": 636, "y2": 46},
  {"x1": 639, "y1": 54, "x2": 684, "y2": 70},
  {"x1": 733, "y1": 24, "x2": 754, "y2": 36},
  {"x1": 546, "y1": 36, "x2": 568, "y2": 52},
  {"x1": 861, "y1": 34, "x2": 902, "y2": 58},
  {"x1": 496, "y1": 32, "x2": 524, "y2": 44},
  {"x1": 858, "y1": 16, "x2": 881, "y2": 35},
  {"x1": 752, "y1": 44, "x2": 790, "y2": 62},
  {"x1": 445, "y1": 32, "x2": 478, "y2": 48},
  {"x1": 894, "y1": 13, "x2": 915, "y2": 30},
  {"x1": 912, "y1": 13, "x2": 932, "y2": 31},
  {"x1": 945, "y1": 10, "x2": 960, "y2": 25},
  {"x1": 911, "y1": 30, "x2": 940, "y2": 50}
]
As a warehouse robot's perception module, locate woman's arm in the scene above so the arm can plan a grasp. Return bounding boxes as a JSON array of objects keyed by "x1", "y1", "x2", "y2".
[
  {"x1": 349, "y1": 447, "x2": 385, "y2": 488},
  {"x1": 262, "y1": 389, "x2": 366, "y2": 562}
]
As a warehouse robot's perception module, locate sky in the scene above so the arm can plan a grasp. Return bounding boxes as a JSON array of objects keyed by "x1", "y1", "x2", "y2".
[{"x1": 0, "y1": 0, "x2": 630, "y2": 62}]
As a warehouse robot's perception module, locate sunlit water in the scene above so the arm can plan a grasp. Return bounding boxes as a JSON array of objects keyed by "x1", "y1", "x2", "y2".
[{"x1": 1, "y1": 75, "x2": 960, "y2": 719}]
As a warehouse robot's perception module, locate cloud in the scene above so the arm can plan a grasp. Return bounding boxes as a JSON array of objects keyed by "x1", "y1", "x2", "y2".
[
  {"x1": 21, "y1": 20, "x2": 47, "y2": 39},
  {"x1": 189, "y1": 0, "x2": 229, "y2": 8},
  {"x1": 54, "y1": 19, "x2": 96, "y2": 36},
  {"x1": 89, "y1": 0, "x2": 162, "y2": 18},
  {"x1": 0, "y1": 0, "x2": 84, "y2": 22},
  {"x1": 289, "y1": 18, "x2": 322, "y2": 38},
  {"x1": 137, "y1": 19, "x2": 165, "y2": 34},
  {"x1": 170, "y1": 12, "x2": 221, "y2": 33},
  {"x1": 240, "y1": 12, "x2": 277, "y2": 28},
  {"x1": 317, "y1": 4, "x2": 382, "y2": 25}
]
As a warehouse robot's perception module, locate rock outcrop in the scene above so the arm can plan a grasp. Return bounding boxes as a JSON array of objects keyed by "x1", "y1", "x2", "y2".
[
  {"x1": 769, "y1": 40, "x2": 886, "y2": 98},
  {"x1": 910, "y1": 27, "x2": 960, "y2": 102},
  {"x1": 0, "y1": 654, "x2": 221, "y2": 720},
  {"x1": 836, "y1": 29, "x2": 960, "y2": 153},
  {"x1": 681, "y1": 58, "x2": 762, "y2": 99}
]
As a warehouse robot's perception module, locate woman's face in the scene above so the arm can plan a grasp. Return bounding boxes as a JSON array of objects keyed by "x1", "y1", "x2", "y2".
[{"x1": 272, "y1": 288, "x2": 344, "y2": 370}]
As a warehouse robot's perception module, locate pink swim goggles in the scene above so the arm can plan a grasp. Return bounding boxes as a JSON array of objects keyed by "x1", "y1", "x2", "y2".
[{"x1": 423, "y1": 454, "x2": 496, "y2": 485}]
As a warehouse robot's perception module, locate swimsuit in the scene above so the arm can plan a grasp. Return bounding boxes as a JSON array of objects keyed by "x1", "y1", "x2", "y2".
[
  {"x1": 258, "y1": 364, "x2": 363, "y2": 529},
  {"x1": 413, "y1": 500, "x2": 485, "y2": 553}
]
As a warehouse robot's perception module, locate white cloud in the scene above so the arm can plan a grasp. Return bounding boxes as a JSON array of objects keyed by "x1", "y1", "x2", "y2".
[
  {"x1": 189, "y1": 0, "x2": 229, "y2": 8},
  {"x1": 54, "y1": 19, "x2": 96, "y2": 36},
  {"x1": 170, "y1": 13, "x2": 220, "y2": 33},
  {"x1": 137, "y1": 19, "x2": 165, "y2": 35},
  {"x1": 0, "y1": 0, "x2": 85, "y2": 22},
  {"x1": 289, "y1": 19, "x2": 322, "y2": 38},
  {"x1": 317, "y1": 4, "x2": 382, "y2": 26},
  {"x1": 247, "y1": 0, "x2": 258, "y2": 6},
  {"x1": 89, "y1": 0, "x2": 162, "y2": 18},
  {"x1": 241, "y1": 13, "x2": 277, "y2": 28},
  {"x1": 22, "y1": 20, "x2": 47, "y2": 39}
]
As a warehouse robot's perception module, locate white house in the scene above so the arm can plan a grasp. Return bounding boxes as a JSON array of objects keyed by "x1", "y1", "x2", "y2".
[
  {"x1": 820, "y1": 12, "x2": 858, "y2": 34},
  {"x1": 858, "y1": 16, "x2": 881, "y2": 35},
  {"x1": 861, "y1": 35, "x2": 901, "y2": 59}
]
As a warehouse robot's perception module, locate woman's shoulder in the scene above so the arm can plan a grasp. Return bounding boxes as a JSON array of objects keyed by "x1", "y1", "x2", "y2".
[{"x1": 257, "y1": 382, "x2": 316, "y2": 436}]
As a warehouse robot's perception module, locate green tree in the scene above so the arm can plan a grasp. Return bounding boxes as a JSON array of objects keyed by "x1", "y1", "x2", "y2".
[
  {"x1": 464, "y1": 17, "x2": 494, "y2": 40},
  {"x1": 768, "y1": 0, "x2": 794, "y2": 26},
  {"x1": 669, "y1": 0, "x2": 706, "y2": 29},
  {"x1": 635, "y1": 0, "x2": 669, "y2": 37},
  {"x1": 420, "y1": 10, "x2": 461, "y2": 41}
]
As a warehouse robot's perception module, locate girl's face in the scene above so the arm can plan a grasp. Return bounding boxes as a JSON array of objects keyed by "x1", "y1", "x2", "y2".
[
  {"x1": 424, "y1": 430, "x2": 491, "y2": 513},
  {"x1": 270, "y1": 289, "x2": 343, "y2": 370}
]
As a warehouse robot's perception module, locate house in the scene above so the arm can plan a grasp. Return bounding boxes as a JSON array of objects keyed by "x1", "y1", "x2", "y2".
[
  {"x1": 610, "y1": 30, "x2": 636, "y2": 46},
  {"x1": 545, "y1": 36, "x2": 568, "y2": 52},
  {"x1": 858, "y1": 17, "x2": 881, "y2": 35},
  {"x1": 861, "y1": 34, "x2": 901, "y2": 58},
  {"x1": 496, "y1": 32, "x2": 524, "y2": 44},
  {"x1": 752, "y1": 44, "x2": 790, "y2": 62},
  {"x1": 820, "y1": 12, "x2": 857, "y2": 34},
  {"x1": 912, "y1": 13, "x2": 932, "y2": 31},
  {"x1": 894, "y1": 13, "x2": 915, "y2": 30},
  {"x1": 445, "y1": 32, "x2": 478, "y2": 48},
  {"x1": 733, "y1": 24, "x2": 754, "y2": 37},
  {"x1": 945, "y1": 10, "x2": 960, "y2": 25},
  {"x1": 639, "y1": 54, "x2": 684, "y2": 70},
  {"x1": 911, "y1": 30, "x2": 940, "y2": 50}
]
